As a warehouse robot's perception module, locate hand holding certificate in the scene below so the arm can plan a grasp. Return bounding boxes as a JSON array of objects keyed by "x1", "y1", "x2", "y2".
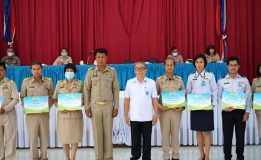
[
  {"x1": 58, "y1": 93, "x2": 82, "y2": 111},
  {"x1": 24, "y1": 96, "x2": 49, "y2": 114},
  {"x1": 161, "y1": 90, "x2": 185, "y2": 108},
  {"x1": 221, "y1": 91, "x2": 246, "y2": 110},
  {"x1": 187, "y1": 93, "x2": 212, "y2": 111},
  {"x1": 253, "y1": 93, "x2": 261, "y2": 110}
]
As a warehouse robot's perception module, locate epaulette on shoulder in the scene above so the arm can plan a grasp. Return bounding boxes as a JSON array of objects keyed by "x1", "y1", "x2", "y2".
[
  {"x1": 189, "y1": 72, "x2": 195, "y2": 75},
  {"x1": 157, "y1": 76, "x2": 164, "y2": 80},
  {"x1": 107, "y1": 66, "x2": 115, "y2": 70},
  {"x1": 175, "y1": 75, "x2": 181, "y2": 79},
  {"x1": 75, "y1": 79, "x2": 82, "y2": 83},
  {"x1": 88, "y1": 67, "x2": 95, "y2": 71},
  {"x1": 57, "y1": 80, "x2": 63, "y2": 83},
  {"x1": 24, "y1": 77, "x2": 32, "y2": 81},
  {"x1": 253, "y1": 77, "x2": 258, "y2": 81},
  {"x1": 218, "y1": 76, "x2": 225, "y2": 80},
  {"x1": 44, "y1": 77, "x2": 52, "y2": 81}
]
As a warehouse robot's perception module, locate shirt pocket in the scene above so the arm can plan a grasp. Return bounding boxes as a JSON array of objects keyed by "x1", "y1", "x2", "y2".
[
  {"x1": 237, "y1": 82, "x2": 246, "y2": 92},
  {"x1": 91, "y1": 77, "x2": 99, "y2": 88},
  {"x1": 2, "y1": 88, "x2": 11, "y2": 97},
  {"x1": 105, "y1": 77, "x2": 113, "y2": 88}
]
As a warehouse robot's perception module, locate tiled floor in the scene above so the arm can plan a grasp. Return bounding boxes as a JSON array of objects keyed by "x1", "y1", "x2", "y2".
[{"x1": 16, "y1": 145, "x2": 261, "y2": 160}]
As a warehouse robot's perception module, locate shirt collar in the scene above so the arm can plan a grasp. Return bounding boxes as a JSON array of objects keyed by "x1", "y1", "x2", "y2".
[
  {"x1": 32, "y1": 77, "x2": 44, "y2": 83},
  {"x1": 95, "y1": 66, "x2": 109, "y2": 73},
  {"x1": 226, "y1": 74, "x2": 241, "y2": 79},
  {"x1": 62, "y1": 79, "x2": 76, "y2": 85},
  {"x1": 0, "y1": 77, "x2": 7, "y2": 84},
  {"x1": 195, "y1": 70, "x2": 206, "y2": 78},
  {"x1": 133, "y1": 77, "x2": 147, "y2": 83},
  {"x1": 164, "y1": 74, "x2": 175, "y2": 81}
]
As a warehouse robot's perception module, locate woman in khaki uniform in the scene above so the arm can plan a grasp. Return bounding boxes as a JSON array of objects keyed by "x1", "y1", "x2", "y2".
[
  {"x1": 53, "y1": 63, "x2": 83, "y2": 160},
  {"x1": 156, "y1": 58, "x2": 185, "y2": 160},
  {"x1": 252, "y1": 63, "x2": 261, "y2": 142},
  {"x1": 205, "y1": 45, "x2": 220, "y2": 63}
]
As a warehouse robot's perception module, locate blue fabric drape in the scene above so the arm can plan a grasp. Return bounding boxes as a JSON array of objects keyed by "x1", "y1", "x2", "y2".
[{"x1": 6, "y1": 63, "x2": 227, "y2": 91}]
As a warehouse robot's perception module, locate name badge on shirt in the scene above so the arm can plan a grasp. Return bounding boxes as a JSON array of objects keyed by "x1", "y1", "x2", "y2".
[
  {"x1": 145, "y1": 90, "x2": 150, "y2": 96},
  {"x1": 201, "y1": 80, "x2": 205, "y2": 87}
]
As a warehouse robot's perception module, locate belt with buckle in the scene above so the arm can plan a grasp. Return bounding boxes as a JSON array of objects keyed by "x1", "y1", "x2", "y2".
[{"x1": 93, "y1": 101, "x2": 108, "y2": 105}]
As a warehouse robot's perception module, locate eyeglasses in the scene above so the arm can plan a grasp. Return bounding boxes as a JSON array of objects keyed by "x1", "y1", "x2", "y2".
[
  {"x1": 228, "y1": 64, "x2": 239, "y2": 67},
  {"x1": 135, "y1": 67, "x2": 147, "y2": 71}
]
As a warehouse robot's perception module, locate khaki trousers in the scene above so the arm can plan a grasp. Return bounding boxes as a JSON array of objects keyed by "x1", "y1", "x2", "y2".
[
  {"x1": 0, "y1": 109, "x2": 16, "y2": 160},
  {"x1": 26, "y1": 113, "x2": 49, "y2": 160},
  {"x1": 159, "y1": 109, "x2": 182, "y2": 160},
  {"x1": 256, "y1": 110, "x2": 261, "y2": 139},
  {"x1": 91, "y1": 104, "x2": 113, "y2": 160}
]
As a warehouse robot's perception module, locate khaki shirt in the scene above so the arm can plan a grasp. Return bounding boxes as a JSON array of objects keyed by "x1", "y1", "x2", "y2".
[
  {"x1": 252, "y1": 77, "x2": 261, "y2": 93},
  {"x1": 156, "y1": 75, "x2": 185, "y2": 105},
  {"x1": 84, "y1": 66, "x2": 119, "y2": 109},
  {"x1": 0, "y1": 77, "x2": 19, "y2": 112},
  {"x1": 20, "y1": 77, "x2": 54, "y2": 108},
  {"x1": 53, "y1": 56, "x2": 72, "y2": 65},
  {"x1": 205, "y1": 54, "x2": 220, "y2": 63},
  {"x1": 1, "y1": 56, "x2": 21, "y2": 66},
  {"x1": 53, "y1": 79, "x2": 83, "y2": 118}
]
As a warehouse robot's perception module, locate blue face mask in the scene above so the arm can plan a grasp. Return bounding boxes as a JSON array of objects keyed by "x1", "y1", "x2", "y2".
[{"x1": 65, "y1": 72, "x2": 75, "y2": 79}]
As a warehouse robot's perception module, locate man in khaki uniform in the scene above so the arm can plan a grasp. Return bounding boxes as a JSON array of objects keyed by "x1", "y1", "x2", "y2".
[
  {"x1": 53, "y1": 48, "x2": 73, "y2": 65},
  {"x1": 84, "y1": 48, "x2": 119, "y2": 160},
  {"x1": 0, "y1": 62, "x2": 19, "y2": 160},
  {"x1": 252, "y1": 64, "x2": 261, "y2": 142},
  {"x1": 1, "y1": 47, "x2": 21, "y2": 66},
  {"x1": 156, "y1": 58, "x2": 185, "y2": 160},
  {"x1": 20, "y1": 62, "x2": 54, "y2": 160}
]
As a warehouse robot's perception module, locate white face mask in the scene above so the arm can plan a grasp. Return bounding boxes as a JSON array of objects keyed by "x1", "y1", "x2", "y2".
[
  {"x1": 172, "y1": 52, "x2": 178, "y2": 56},
  {"x1": 65, "y1": 72, "x2": 75, "y2": 79},
  {"x1": 7, "y1": 52, "x2": 14, "y2": 57},
  {"x1": 61, "y1": 52, "x2": 68, "y2": 57}
]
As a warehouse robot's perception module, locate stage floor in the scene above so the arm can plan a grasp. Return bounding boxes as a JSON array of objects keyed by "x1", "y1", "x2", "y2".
[{"x1": 16, "y1": 145, "x2": 260, "y2": 160}]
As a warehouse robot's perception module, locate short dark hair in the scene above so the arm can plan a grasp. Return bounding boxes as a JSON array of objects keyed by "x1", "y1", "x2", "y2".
[
  {"x1": 7, "y1": 46, "x2": 14, "y2": 51},
  {"x1": 31, "y1": 62, "x2": 43, "y2": 68},
  {"x1": 94, "y1": 48, "x2": 108, "y2": 57},
  {"x1": 0, "y1": 62, "x2": 6, "y2": 70},
  {"x1": 64, "y1": 63, "x2": 77, "y2": 73},
  {"x1": 164, "y1": 57, "x2": 175, "y2": 66},
  {"x1": 206, "y1": 45, "x2": 216, "y2": 56},
  {"x1": 226, "y1": 56, "x2": 240, "y2": 65},
  {"x1": 193, "y1": 54, "x2": 208, "y2": 68},
  {"x1": 256, "y1": 63, "x2": 261, "y2": 77},
  {"x1": 61, "y1": 48, "x2": 68, "y2": 51},
  {"x1": 171, "y1": 46, "x2": 178, "y2": 51}
]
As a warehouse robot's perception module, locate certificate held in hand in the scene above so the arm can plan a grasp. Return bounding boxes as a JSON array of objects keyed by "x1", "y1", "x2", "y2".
[
  {"x1": 253, "y1": 93, "x2": 261, "y2": 110},
  {"x1": 161, "y1": 90, "x2": 185, "y2": 108},
  {"x1": 24, "y1": 95, "x2": 49, "y2": 114},
  {"x1": 58, "y1": 93, "x2": 82, "y2": 111},
  {"x1": 221, "y1": 91, "x2": 246, "y2": 110},
  {"x1": 187, "y1": 93, "x2": 212, "y2": 111}
]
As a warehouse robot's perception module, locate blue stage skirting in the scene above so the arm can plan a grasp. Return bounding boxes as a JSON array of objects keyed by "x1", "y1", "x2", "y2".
[{"x1": 6, "y1": 63, "x2": 228, "y2": 91}]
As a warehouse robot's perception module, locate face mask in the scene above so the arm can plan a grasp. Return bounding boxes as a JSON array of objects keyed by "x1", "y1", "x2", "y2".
[
  {"x1": 172, "y1": 52, "x2": 178, "y2": 56},
  {"x1": 65, "y1": 72, "x2": 75, "y2": 79},
  {"x1": 61, "y1": 52, "x2": 67, "y2": 57},
  {"x1": 7, "y1": 52, "x2": 14, "y2": 57}
]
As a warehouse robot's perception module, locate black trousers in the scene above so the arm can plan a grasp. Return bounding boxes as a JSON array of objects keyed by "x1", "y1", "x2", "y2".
[
  {"x1": 130, "y1": 121, "x2": 152, "y2": 160},
  {"x1": 222, "y1": 110, "x2": 246, "y2": 160}
]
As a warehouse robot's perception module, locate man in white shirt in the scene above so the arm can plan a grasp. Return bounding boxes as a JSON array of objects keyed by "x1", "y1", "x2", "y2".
[
  {"x1": 124, "y1": 62, "x2": 158, "y2": 160},
  {"x1": 217, "y1": 56, "x2": 252, "y2": 160}
]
